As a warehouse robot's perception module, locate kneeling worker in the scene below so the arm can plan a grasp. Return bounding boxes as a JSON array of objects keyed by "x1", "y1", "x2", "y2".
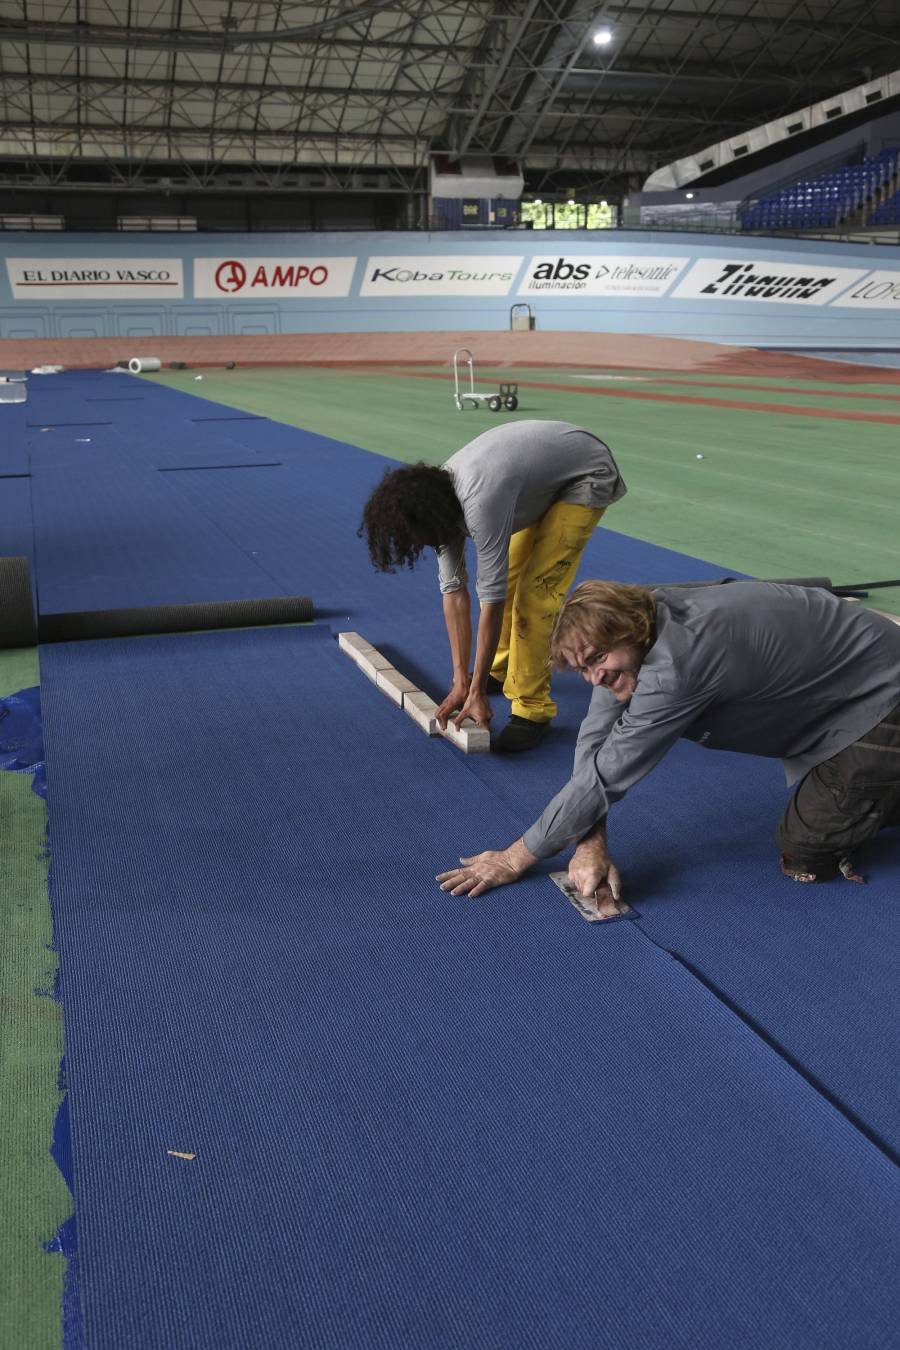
[
  {"x1": 437, "y1": 580, "x2": 900, "y2": 897},
  {"x1": 359, "y1": 420, "x2": 626, "y2": 752}
]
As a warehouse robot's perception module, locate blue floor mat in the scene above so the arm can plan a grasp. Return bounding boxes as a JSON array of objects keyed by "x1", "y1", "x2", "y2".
[
  {"x1": 0, "y1": 476, "x2": 36, "y2": 562},
  {"x1": 163, "y1": 432, "x2": 731, "y2": 659},
  {"x1": 18, "y1": 374, "x2": 900, "y2": 1189},
  {"x1": 125, "y1": 406, "x2": 280, "y2": 467},
  {"x1": 152, "y1": 417, "x2": 900, "y2": 1176},
  {"x1": 29, "y1": 432, "x2": 127, "y2": 475},
  {"x1": 1, "y1": 402, "x2": 30, "y2": 474},
  {"x1": 39, "y1": 624, "x2": 900, "y2": 1350},
  {"x1": 161, "y1": 438, "x2": 735, "y2": 820},
  {"x1": 631, "y1": 791, "x2": 900, "y2": 1157},
  {"x1": 29, "y1": 462, "x2": 295, "y2": 612}
]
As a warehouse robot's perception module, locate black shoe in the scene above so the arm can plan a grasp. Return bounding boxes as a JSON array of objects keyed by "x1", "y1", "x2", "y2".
[
  {"x1": 492, "y1": 715, "x2": 552, "y2": 753},
  {"x1": 486, "y1": 675, "x2": 506, "y2": 695}
]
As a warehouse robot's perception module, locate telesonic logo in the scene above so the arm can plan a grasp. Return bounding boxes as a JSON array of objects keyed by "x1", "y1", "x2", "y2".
[
  {"x1": 700, "y1": 262, "x2": 836, "y2": 300},
  {"x1": 214, "y1": 260, "x2": 330, "y2": 292}
]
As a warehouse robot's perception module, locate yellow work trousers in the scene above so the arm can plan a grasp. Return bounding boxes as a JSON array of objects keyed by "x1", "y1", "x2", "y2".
[{"x1": 491, "y1": 501, "x2": 606, "y2": 723}]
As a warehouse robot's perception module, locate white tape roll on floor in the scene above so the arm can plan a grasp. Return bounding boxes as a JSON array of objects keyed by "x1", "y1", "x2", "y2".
[{"x1": 128, "y1": 357, "x2": 162, "y2": 373}]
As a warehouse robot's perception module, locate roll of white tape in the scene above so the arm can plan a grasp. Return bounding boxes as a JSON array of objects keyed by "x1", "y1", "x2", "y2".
[{"x1": 128, "y1": 357, "x2": 162, "y2": 373}]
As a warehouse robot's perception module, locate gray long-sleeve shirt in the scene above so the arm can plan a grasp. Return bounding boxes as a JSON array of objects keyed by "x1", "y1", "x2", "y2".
[
  {"x1": 436, "y1": 421, "x2": 626, "y2": 604},
  {"x1": 523, "y1": 582, "x2": 900, "y2": 859}
]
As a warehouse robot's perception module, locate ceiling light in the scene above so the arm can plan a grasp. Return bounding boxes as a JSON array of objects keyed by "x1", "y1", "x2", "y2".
[
  {"x1": 685, "y1": 192, "x2": 694, "y2": 199},
  {"x1": 533, "y1": 198, "x2": 542, "y2": 205},
  {"x1": 592, "y1": 27, "x2": 613, "y2": 46},
  {"x1": 567, "y1": 199, "x2": 576, "y2": 206}
]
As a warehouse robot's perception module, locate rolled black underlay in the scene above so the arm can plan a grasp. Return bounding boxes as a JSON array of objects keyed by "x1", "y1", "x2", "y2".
[
  {"x1": 0, "y1": 557, "x2": 39, "y2": 648},
  {"x1": 0, "y1": 558, "x2": 314, "y2": 645},
  {"x1": 38, "y1": 594, "x2": 315, "y2": 643},
  {"x1": 653, "y1": 576, "x2": 834, "y2": 591}
]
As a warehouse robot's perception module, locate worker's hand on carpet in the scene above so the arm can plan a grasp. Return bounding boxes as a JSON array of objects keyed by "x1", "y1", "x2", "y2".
[
  {"x1": 437, "y1": 838, "x2": 538, "y2": 897},
  {"x1": 436, "y1": 679, "x2": 470, "y2": 730},
  {"x1": 569, "y1": 840, "x2": 622, "y2": 906},
  {"x1": 452, "y1": 688, "x2": 493, "y2": 730}
]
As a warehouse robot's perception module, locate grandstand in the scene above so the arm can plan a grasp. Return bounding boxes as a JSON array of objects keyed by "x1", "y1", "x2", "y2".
[
  {"x1": 870, "y1": 184, "x2": 900, "y2": 225},
  {"x1": 2, "y1": 6, "x2": 900, "y2": 1350},
  {"x1": 741, "y1": 147, "x2": 900, "y2": 231}
]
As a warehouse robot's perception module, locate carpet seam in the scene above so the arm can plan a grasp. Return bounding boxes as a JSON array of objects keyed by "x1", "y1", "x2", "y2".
[{"x1": 632, "y1": 917, "x2": 900, "y2": 1172}]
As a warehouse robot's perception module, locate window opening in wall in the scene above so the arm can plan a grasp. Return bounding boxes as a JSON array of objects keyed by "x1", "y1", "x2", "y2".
[
  {"x1": 0, "y1": 214, "x2": 64, "y2": 230},
  {"x1": 521, "y1": 200, "x2": 615, "y2": 229},
  {"x1": 117, "y1": 216, "x2": 198, "y2": 231},
  {"x1": 586, "y1": 201, "x2": 615, "y2": 228},
  {"x1": 520, "y1": 200, "x2": 552, "y2": 228},
  {"x1": 554, "y1": 200, "x2": 585, "y2": 228}
]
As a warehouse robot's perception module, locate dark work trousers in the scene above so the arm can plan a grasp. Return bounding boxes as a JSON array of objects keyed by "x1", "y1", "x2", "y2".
[{"x1": 777, "y1": 699, "x2": 900, "y2": 876}]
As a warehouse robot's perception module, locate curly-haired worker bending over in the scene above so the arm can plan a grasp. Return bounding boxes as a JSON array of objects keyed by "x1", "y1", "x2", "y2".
[{"x1": 359, "y1": 420, "x2": 626, "y2": 752}]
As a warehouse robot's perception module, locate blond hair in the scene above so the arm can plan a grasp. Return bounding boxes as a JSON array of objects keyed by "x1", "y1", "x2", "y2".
[{"x1": 550, "y1": 581, "x2": 657, "y2": 670}]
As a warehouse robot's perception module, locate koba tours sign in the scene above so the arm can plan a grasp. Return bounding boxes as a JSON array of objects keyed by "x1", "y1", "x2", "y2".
[
  {"x1": 360, "y1": 256, "x2": 522, "y2": 296},
  {"x1": 518, "y1": 255, "x2": 688, "y2": 296},
  {"x1": 671, "y1": 258, "x2": 867, "y2": 305},
  {"x1": 6, "y1": 258, "x2": 184, "y2": 300},
  {"x1": 193, "y1": 257, "x2": 355, "y2": 299}
]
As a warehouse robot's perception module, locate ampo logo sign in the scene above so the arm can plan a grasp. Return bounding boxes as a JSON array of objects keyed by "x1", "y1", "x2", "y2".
[
  {"x1": 213, "y1": 259, "x2": 330, "y2": 293},
  {"x1": 195, "y1": 256, "x2": 354, "y2": 299},
  {"x1": 215, "y1": 260, "x2": 247, "y2": 293}
]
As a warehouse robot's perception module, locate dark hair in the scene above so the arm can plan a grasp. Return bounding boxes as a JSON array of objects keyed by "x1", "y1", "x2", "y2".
[{"x1": 358, "y1": 462, "x2": 463, "y2": 572}]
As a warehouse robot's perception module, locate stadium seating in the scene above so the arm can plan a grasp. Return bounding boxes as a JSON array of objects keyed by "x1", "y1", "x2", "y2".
[
  {"x1": 740, "y1": 146, "x2": 900, "y2": 232},
  {"x1": 868, "y1": 184, "x2": 900, "y2": 225}
]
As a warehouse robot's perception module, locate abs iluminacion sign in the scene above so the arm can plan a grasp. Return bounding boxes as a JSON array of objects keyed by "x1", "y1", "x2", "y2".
[{"x1": 518, "y1": 255, "x2": 688, "y2": 296}]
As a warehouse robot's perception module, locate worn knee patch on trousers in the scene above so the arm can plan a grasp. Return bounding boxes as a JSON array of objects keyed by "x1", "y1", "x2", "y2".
[{"x1": 777, "y1": 700, "x2": 900, "y2": 867}]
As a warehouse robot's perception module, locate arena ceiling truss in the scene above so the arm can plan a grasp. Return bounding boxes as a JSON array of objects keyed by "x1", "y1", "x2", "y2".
[{"x1": 1, "y1": 0, "x2": 899, "y2": 200}]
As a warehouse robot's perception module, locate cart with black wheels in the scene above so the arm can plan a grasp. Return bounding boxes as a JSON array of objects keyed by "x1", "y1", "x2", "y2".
[{"x1": 453, "y1": 349, "x2": 519, "y2": 413}]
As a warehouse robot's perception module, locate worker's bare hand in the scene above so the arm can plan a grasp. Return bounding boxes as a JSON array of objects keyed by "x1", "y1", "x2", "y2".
[
  {"x1": 436, "y1": 680, "x2": 470, "y2": 730},
  {"x1": 453, "y1": 689, "x2": 493, "y2": 730},
  {"x1": 569, "y1": 844, "x2": 622, "y2": 907},
  {"x1": 437, "y1": 848, "x2": 527, "y2": 898}
]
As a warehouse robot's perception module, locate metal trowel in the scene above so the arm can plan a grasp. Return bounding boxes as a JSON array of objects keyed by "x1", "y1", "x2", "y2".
[{"x1": 550, "y1": 872, "x2": 631, "y2": 923}]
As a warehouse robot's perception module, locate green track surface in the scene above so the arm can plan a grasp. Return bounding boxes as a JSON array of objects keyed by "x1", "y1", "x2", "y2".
[
  {"x1": 145, "y1": 364, "x2": 900, "y2": 614},
  {"x1": 0, "y1": 648, "x2": 67, "y2": 1350},
  {"x1": 6, "y1": 353, "x2": 900, "y2": 1348}
]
